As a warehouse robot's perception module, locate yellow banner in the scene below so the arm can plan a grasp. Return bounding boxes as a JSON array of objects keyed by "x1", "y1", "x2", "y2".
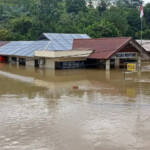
[{"x1": 127, "y1": 63, "x2": 137, "y2": 72}]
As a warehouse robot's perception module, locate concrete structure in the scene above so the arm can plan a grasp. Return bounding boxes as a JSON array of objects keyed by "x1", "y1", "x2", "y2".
[
  {"x1": 35, "y1": 50, "x2": 94, "y2": 69},
  {"x1": 0, "y1": 35, "x2": 149, "y2": 70},
  {"x1": 26, "y1": 58, "x2": 35, "y2": 67},
  {"x1": 106, "y1": 60, "x2": 110, "y2": 71},
  {"x1": 0, "y1": 33, "x2": 91, "y2": 69},
  {"x1": 73, "y1": 37, "x2": 149, "y2": 70}
]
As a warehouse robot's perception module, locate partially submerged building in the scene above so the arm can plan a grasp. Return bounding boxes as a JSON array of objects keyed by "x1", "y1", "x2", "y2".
[
  {"x1": 73, "y1": 37, "x2": 149, "y2": 70},
  {"x1": 0, "y1": 34, "x2": 149, "y2": 70},
  {"x1": 0, "y1": 33, "x2": 92, "y2": 69}
]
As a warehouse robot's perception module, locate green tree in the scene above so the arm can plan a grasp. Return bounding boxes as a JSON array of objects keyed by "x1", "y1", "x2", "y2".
[
  {"x1": 144, "y1": 3, "x2": 150, "y2": 26},
  {"x1": 116, "y1": 0, "x2": 143, "y2": 8},
  {"x1": 0, "y1": 29, "x2": 12, "y2": 40},
  {"x1": 126, "y1": 8, "x2": 143, "y2": 37},
  {"x1": 86, "y1": 19, "x2": 120, "y2": 38},
  {"x1": 9, "y1": 15, "x2": 33, "y2": 40},
  {"x1": 97, "y1": 0, "x2": 108, "y2": 14},
  {"x1": 101, "y1": 7, "x2": 129, "y2": 35},
  {"x1": 66, "y1": 0, "x2": 86, "y2": 14},
  {"x1": 136, "y1": 29, "x2": 150, "y2": 39},
  {"x1": 0, "y1": 0, "x2": 148, "y2": 40},
  {"x1": 88, "y1": 0, "x2": 93, "y2": 8}
]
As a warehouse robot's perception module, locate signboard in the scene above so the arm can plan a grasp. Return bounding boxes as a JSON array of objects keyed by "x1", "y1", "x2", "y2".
[
  {"x1": 115, "y1": 52, "x2": 137, "y2": 59},
  {"x1": 127, "y1": 63, "x2": 137, "y2": 72}
]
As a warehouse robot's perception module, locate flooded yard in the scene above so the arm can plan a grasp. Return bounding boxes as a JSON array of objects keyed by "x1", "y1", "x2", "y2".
[{"x1": 0, "y1": 64, "x2": 150, "y2": 150}]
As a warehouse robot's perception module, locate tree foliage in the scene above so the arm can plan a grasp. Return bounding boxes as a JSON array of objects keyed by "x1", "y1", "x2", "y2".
[
  {"x1": 86, "y1": 19, "x2": 120, "y2": 38},
  {"x1": 0, "y1": 0, "x2": 149, "y2": 40}
]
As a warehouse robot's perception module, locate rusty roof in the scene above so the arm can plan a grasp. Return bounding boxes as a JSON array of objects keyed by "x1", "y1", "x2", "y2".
[
  {"x1": 73, "y1": 37, "x2": 133, "y2": 59},
  {"x1": 0, "y1": 41, "x2": 9, "y2": 47}
]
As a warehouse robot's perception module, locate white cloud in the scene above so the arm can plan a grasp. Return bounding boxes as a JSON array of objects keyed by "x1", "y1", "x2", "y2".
[{"x1": 144, "y1": 0, "x2": 150, "y2": 4}]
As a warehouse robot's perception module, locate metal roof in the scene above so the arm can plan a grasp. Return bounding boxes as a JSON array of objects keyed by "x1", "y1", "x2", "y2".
[
  {"x1": 73, "y1": 37, "x2": 134, "y2": 59},
  {"x1": 0, "y1": 41, "x2": 50, "y2": 57},
  {"x1": 136, "y1": 40, "x2": 150, "y2": 52},
  {"x1": 42, "y1": 33, "x2": 90, "y2": 50},
  {"x1": 0, "y1": 33, "x2": 90, "y2": 57},
  {"x1": 42, "y1": 33, "x2": 90, "y2": 41}
]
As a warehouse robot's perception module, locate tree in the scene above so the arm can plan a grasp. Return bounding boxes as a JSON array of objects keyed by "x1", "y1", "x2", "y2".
[
  {"x1": 0, "y1": 29, "x2": 12, "y2": 40},
  {"x1": 56, "y1": 13, "x2": 80, "y2": 33},
  {"x1": 136, "y1": 29, "x2": 150, "y2": 39},
  {"x1": 86, "y1": 19, "x2": 120, "y2": 38},
  {"x1": 101, "y1": 7, "x2": 129, "y2": 35},
  {"x1": 9, "y1": 15, "x2": 33, "y2": 40},
  {"x1": 88, "y1": 0, "x2": 93, "y2": 8},
  {"x1": 144, "y1": 3, "x2": 150, "y2": 26},
  {"x1": 116, "y1": 0, "x2": 143, "y2": 8},
  {"x1": 126, "y1": 8, "x2": 143, "y2": 37},
  {"x1": 10, "y1": 16, "x2": 32, "y2": 34},
  {"x1": 0, "y1": 0, "x2": 148, "y2": 40},
  {"x1": 66, "y1": 0, "x2": 86, "y2": 14},
  {"x1": 97, "y1": 0, "x2": 108, "y2": 14}
]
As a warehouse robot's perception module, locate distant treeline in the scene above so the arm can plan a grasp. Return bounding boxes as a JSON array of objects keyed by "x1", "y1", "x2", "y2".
[{"x1": 0, "y1": 0, "x2": 149, "y2": 40}]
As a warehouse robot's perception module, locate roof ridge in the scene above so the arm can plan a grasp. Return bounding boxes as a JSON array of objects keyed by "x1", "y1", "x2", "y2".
[
  {"x1": 74, "y1": 37, "x2": 132, "y2": 40},
  {"x1": 44, "y1": 33, "x2": 88, "y2": 35}
]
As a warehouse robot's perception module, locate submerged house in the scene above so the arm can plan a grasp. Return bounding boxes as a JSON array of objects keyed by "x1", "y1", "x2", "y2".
[
  {"x1": 73, "y1": 37, "x2": 149, "y2": 70},
  {"x1": 0, "y1": 33, "x2": 93, "y2": 69},
  {"x1": 0, "y1": 33, "x2": 149, "y2": 70}
]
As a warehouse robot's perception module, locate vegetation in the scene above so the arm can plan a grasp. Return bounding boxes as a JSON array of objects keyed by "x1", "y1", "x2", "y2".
[{"x1": 0, "y1": 0, "x2": 149, "y2": 40}]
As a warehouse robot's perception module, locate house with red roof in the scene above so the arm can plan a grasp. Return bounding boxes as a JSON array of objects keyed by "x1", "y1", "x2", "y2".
[
  {"x1": 0, "y1": 35, "x2": 149, "y2": 70},
  {"x1": 73, "y1": 37, "x2": 149, "y2": 70}
]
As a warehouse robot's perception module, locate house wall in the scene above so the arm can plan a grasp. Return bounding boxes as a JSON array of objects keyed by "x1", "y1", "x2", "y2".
[
  {"x1": 119, "y1": 44, "x2": 138, "y2": 53},
  {"x1": 45, "y1": 59, "x2": 55, "y2": 69},
  {"x1": 35, "y1": 50, "x2": 93, "y2": 58}
]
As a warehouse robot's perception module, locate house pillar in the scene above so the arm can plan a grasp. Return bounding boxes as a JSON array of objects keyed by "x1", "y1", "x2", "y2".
[
  {"x1": 39, "y1": 58, "x2": 45, "y2": 69},
  {"x1": 45, "y1": 59, "x2": 55, "y2": 69},
  {"x1": 16, "y1": 57, "x2": 19, "y2": 66},
  {"x1": 137, "y1": 55, "x2": 141, "y2": 71},
  {"x1": 26, "y1": 58, "x2": 35, "y2": 67},
  {"x1": 115, "y1": 58, "x2": 120, "y2": 68},
  {"x1": 8, "y1": 57, "x2": 12, "y2": 63},
  {"x1": 106, "y1": 59, "x2": 110, "y2": 71}
]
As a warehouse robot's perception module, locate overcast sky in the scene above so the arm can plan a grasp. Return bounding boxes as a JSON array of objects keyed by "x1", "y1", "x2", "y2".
[{"x1": 144, "y1": 0, "x2": 150, "y2": 4}]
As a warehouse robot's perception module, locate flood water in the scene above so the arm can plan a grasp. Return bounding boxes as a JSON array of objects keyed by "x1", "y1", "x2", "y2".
[{"x1": 0, "y1": 63, "x2": 150, "y2": 150}]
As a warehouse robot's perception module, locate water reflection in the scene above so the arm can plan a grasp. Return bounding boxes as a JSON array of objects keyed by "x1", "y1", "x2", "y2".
[{"x1": 0, "y1": 64, "x2": 150, "y2": 149}]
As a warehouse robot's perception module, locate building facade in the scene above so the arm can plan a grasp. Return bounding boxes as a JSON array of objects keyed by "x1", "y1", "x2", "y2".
[{"x1": 0, "y1": 34, "x2": 149, "y2": 70}]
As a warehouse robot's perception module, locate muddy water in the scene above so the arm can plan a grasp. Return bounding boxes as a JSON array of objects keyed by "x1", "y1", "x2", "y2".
[{"x1": 0, "y1": 64, "x2": 150, "y2": 150}]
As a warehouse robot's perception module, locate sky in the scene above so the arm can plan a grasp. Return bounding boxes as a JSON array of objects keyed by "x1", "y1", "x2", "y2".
[{"x1": 144, "y1": 0, "x2": 150, "y2": 4}]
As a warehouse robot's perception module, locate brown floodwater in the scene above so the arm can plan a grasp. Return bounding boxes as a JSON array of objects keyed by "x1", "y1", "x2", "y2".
[{"x1": 0, "y1": 63, "x2": 150, "y2": 150}]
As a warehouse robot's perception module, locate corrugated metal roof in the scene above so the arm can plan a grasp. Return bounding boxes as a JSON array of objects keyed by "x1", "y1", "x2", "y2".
[
  {"x1": 0, "y1": 40, "x2": 78, "y2": 57},
  {"x1": 42, "y1": 33, "x2": 90, "y2": 50},
  {"x1": 136, "y1": 40, "x2": 150, "y2": 52},
  {"x1": 73, "y1": 37, "x2": 133, "y2": 59},
  {"x1": 0, "y1": 41, "x2": 50, "y2": 57},
  {"x1": 43, "y1": 33, "x2": 90, "y2": 41},
  {"x1": 0, "y1": 33, "x2": 91, "y2": 57}
]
